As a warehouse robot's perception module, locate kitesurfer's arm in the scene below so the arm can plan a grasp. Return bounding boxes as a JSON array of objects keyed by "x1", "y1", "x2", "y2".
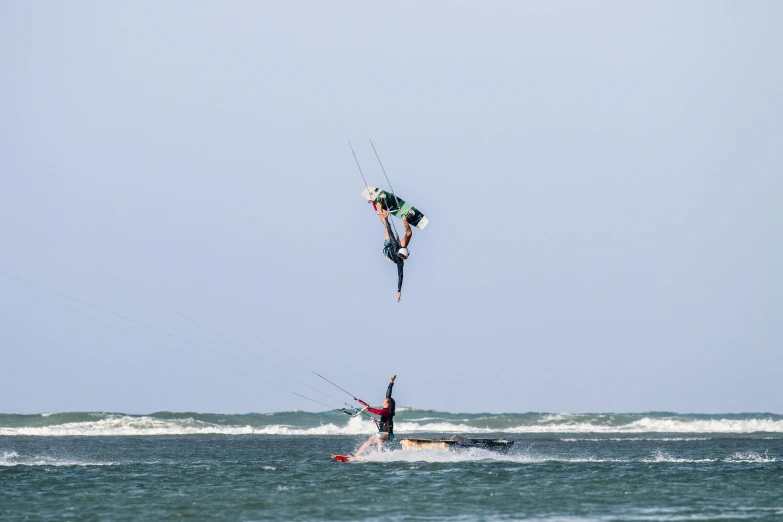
[
  {"x1": 386, "y1": 375, "x2": 396, "y2": 399},
  {"x1": 396, "y1": 259, "x2": 403, "y2": 298},
  {"x1": 365, "y1": 406, "x2": 390, "y2": 416}
]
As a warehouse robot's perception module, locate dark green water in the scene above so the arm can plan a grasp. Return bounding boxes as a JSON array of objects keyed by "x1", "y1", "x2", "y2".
[{"x1": 1, "y1": 412, "x2": 782, "y2": 520}]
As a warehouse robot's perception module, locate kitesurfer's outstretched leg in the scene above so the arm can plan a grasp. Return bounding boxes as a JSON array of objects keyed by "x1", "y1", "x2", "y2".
[
  {"x1": 379, "y1": 209, "x2": 409, "y2": 302},
  {"x1": 379, "y1": 207, "x2": 391, "y2": 241},
  {"x1": 400, "y1": 215, "x2": 413, "y2": 248},
  {"x1": 355, "y1": 375, "x2": 396, "y2": 457}
]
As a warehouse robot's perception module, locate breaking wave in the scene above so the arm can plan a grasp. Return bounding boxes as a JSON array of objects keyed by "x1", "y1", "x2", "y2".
[{"x1": 0, "y1": 411, "x2": 781, "y2": 437}]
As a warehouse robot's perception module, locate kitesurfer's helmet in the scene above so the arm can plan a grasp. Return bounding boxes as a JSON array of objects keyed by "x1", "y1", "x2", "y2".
[{"x1": 398, "y1": 247, "x2": 409, "y2": 260}]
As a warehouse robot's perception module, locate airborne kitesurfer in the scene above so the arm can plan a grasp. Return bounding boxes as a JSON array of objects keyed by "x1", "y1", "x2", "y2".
[
  {"x1": 379, "y1": 207, "x2": 412, "y2": 302},
  {"x1": 354, "y1": 374, "x2": 396, "y2": 456}
]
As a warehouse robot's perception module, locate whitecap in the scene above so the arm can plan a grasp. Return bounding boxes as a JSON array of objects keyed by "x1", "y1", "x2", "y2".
[{"x1": 0, "y1": 450, "x2": 117, "y2": 467}]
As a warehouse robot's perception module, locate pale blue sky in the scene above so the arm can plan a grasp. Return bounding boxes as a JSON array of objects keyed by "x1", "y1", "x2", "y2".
[{"x1": 1, "y1": 1, "x2": 781, "y2": 414}]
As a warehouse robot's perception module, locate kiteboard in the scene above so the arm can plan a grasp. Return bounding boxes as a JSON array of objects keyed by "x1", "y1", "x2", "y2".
[
  {"x1": 361, "y1": 186, "x2": 429, "y2": 230},
  {"x1": 331, "y1": 454, "x2": 352, "y2": 462}
]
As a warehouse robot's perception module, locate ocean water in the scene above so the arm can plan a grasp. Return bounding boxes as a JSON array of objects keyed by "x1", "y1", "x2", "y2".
[{"x1": 1, "y1": 410, "x2": 782, "y2": 521}]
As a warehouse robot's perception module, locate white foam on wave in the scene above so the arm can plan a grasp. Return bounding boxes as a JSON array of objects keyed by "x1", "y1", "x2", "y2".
[
  {"x1": 619, "y1": 417, "x2": 783, "y2": 434},
  {"x1": 352, "y1": 448, "x2": 773, "y2": 465},
  {"x1": 396, "y1": 417, "x2": 783, "y2": 434},
  {"x1": 254, "y1": 415, "x2": 373, "y2": 435},
  {"x1": 0, "y1": 414, "x2": 380, "y2": 437},
  {"x1": 354, "y1": 447, "x2": 535, "y2": 464},
  {"x1": 641, "y1": 450, "x2": 715, "y2": 463},
  {"x1": 724, "y1": 451, "x2": 776, "y2": 463},
  {"x1": 0, "y1": 416, "x2": 482, "y2": 437},
  {"x1": 3, "y1": 414, "x2": 782, "y2": 437},
  {"x1": 0, "y1": 415, "x2": 255, "y2": 437},
  {"x1": 352, "y1": 418, "x2": 783, "y2": 435},
  {"x1": 560, "y1": 437, "x2": 710, "y2": 442},
  {"x1": 0, "y1": 450, "x2": 117, "y2": 467},
  {"x1": 500, "y1": 418, "x2": 783, "y2": 434},
  {"x1": 537, "y1": 413, "x2": 575, "y2": 423}
]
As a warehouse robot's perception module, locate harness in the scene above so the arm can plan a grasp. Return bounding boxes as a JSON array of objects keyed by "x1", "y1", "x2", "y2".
[{"x1": 377, "y1": 412, "x2": 394, "y2": 435}]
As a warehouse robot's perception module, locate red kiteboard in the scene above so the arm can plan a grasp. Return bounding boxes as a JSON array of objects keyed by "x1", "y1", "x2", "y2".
[{"x1": 331, "y1": 454, "x2": 352, "y2": 462}]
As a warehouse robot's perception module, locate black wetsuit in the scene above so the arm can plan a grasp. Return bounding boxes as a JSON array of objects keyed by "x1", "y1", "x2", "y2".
[
  {"x1": 379, "y1": 381, "x2": 394, "y2": 435},
  {"x1": 364, "y1": 381, "x2": 395, "y2": 436},
  {"x1": 383, "y1": 217, "x2": 404, "y2": 293}
]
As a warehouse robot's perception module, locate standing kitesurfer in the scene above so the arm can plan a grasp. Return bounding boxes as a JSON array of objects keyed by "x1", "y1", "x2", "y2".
[
  {"x1": 354, "y1": 374, "x2": 396, "y2": 456},
  {"x1": 379, "y1": 207, "x2": 412, "y2": 302}
]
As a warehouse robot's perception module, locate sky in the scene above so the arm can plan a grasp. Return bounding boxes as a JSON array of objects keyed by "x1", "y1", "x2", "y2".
[{"x1": 1, "y1": 1, "x2": 781, "y2": 414}]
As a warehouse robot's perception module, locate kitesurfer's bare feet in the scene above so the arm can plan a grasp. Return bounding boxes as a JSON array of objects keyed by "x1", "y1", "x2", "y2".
[
  {"x1": 390, "y1": 375, "x2": 396, "y2": 383},
  {"x1": 397, "y1": 292, "x2": 401, "y2": 302}
]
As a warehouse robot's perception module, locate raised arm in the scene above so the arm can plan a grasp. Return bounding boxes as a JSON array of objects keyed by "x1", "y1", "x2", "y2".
[
  {"x1": 386, "y1": 375, "x2": 396, "y2": 399},
  {"x1": 396, "y1": 259, "x2": 404, "y2": 298}
]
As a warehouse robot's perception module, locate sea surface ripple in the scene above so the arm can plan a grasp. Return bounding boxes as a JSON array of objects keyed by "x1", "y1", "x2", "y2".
[{"x1": 1, "y1": 410, "x2": 781, "y2": 521}]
